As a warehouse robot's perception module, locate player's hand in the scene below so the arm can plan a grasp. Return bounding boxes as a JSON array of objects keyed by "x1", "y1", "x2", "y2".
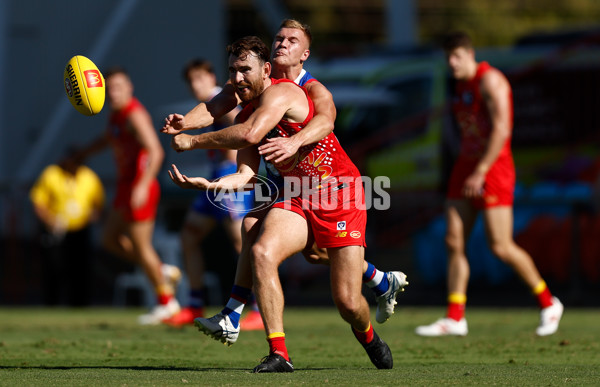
[
  {"x1": 131, "y1": 181, "x2": 150, "y2": 209},
  {"x1": 168, "y1": 164, "x2": 211, "y2": 190},
  {"x1": 171, "y1": 133, "x2": 194, "y2": 152},
  {"x1": 161, "y1": 113, "x2": 185, "y2": 134},
  {"x1": 51, "y1": 216, "x2": 68, "y2": 237},
  {"x1": 258, "y1": 137, "x2": 301, "y2": 164},
  {"x1": 462, "y1": 171, "x2": 486, "y2": 199}
]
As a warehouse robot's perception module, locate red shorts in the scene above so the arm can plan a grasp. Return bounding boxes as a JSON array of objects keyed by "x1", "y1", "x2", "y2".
[
  {"x1": 447, "y1": 156, "x2": 515, "y2": 209},
  {"x1": 273, "y1": 180, "x2": 367, "y2": 248},
  {"x1": 113, "y1": 178, "x2": 160, "y2": 222}
]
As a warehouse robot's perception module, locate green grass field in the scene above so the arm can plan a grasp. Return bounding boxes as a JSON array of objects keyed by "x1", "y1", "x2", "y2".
[{"x1": 0, "y1": 306, "x2": 598, "y2": 386}]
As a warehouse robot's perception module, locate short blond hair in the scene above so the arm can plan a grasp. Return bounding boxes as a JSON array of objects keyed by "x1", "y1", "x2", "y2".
[{"x1": 279, "y1": 19, "x2": 312, "y2": 46}]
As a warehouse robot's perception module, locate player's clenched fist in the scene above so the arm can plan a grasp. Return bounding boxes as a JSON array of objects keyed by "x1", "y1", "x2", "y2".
[
  {"x1": 171, "y1": 133, "x2": 195, "y2": 152},
  {"x1": 162, "y1": 113, "x2": 185, "y2": 134}
]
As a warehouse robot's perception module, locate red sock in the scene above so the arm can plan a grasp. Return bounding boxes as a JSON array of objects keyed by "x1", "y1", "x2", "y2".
[
  {"x1": 533, "y1": 281, "x2": 553, "y2": 309},
  {"x1": 267, "y1": 334, "x2": 289, "y2": 361},
  {"x1": 447, "y1": 293, "x2": 466, "y2": 321},
  {"x1": 352, "y1": 323, "x2": 374, "y2": 345},
  {"x1": 157, "y1": 293, "x2": 172, "y2": 305}
]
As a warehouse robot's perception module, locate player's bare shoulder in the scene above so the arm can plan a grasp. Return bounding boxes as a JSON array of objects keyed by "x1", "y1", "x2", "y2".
[
  {"x1": 480, "y1": 67, "x2": 510, "y2": 94},
  {"x1": 268, "y1": 79, "x2": 306, "y2": 97},
  {"x1": 304, "y1": 80, "x2": 333, "y2": 100},
  {"x1": 260, "y1": 81, "x2": 309, "y2": 122},
  {"x1": 480, "y1": 67, "x2": 511, "y2": 103}
]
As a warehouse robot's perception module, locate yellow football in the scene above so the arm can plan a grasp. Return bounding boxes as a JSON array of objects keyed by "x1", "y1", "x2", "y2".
[{"x1": 63, "y1": 55, "x2": 105, "y2": 116}]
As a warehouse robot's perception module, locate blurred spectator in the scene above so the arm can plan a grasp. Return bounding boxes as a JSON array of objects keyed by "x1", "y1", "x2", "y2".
[{"x1": 30, "y1": 147, "x2": 104, "y2": 306}]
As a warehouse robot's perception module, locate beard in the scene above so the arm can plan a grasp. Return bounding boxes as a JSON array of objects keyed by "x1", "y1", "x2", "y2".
[{"x1": 237, "y1": 78, "x2": 265, "y2": 103}]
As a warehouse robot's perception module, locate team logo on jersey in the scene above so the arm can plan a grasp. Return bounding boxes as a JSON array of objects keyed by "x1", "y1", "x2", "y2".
[
  {"x1": 337, "y1": 221, "x2": 346, "y2": 230},
  {"x1": 350, "y1": 231, "x2": 362, "y2": 239},
  {"x1": 462, "y1": 91, "x2": 473, "y2": 105},
  {"x1": 109, "y1": 124, "x2": 122, "y2": 138}
]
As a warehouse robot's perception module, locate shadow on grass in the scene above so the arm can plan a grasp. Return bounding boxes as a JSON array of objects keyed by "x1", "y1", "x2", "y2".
[
  {"x1": 0, "y1": 365, "x2": 337, "y2": 372},
  {"x1": 0, "y1": 365, "x2": 248, "y2": 371}
]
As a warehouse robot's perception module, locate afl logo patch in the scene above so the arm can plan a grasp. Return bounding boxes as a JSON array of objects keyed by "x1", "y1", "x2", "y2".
[
  {"x1": 462, "y1": 91, "x2": 473, "y2": 105},
  {"x1": 337, "y1": 221, "x2": 346, "y2": 230},
  {"x1": 64, "y1": 78, "x2": 73, "y2": 97},
  {"x1": 350, "y1": 231, "x2": 361, "y2": 239}
]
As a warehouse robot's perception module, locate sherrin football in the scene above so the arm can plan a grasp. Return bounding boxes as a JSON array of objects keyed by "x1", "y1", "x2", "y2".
[{"x1": 64, "y1": 55, "x2": 105, "y2": 116}]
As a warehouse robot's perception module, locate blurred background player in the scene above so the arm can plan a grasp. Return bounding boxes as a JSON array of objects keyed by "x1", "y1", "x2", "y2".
[
  {"x1": 162, "y1": 59, "x2": 259, "y2": 329},
  {"x1": 30, "y1": 147, "x2": 104, "y2": 306},
  {"x1": 164, "y1": 19, "x2": 408, "y2": 342},
  {"x1": 416, "y1": 31, "x2": 563, "y2": 337},
  {"x1": 79, "y1": 67, "x2": 181, "y2": 324}
]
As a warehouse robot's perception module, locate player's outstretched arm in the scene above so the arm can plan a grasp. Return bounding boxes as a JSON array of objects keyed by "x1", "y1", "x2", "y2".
[
  {"x1": 258, "y1": 81, "x2": 335, "y2": 164},
  {"x1": 169, "y1": 146, "x2": 260, "y2": 190},
  {"x1": 180, "y1": 83, "x2": 299, "y2": 150},
  {"x1": 162, "y1": 83, "x2": 240, "y2": 135}
]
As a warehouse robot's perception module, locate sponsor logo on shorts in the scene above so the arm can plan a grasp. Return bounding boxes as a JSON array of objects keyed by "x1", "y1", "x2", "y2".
[
  {"x1": 335, "y1": 231, "x2": 347, "y2": 238},
  {"x1": 84, "y1": 69, "x2": 103, "y2": 88},
  {"x1": 337, "y1": 221, "x2": 346, "y2": 230},
  {"x1": 350, "y1": 231, "x2": 361, "y2": 239},
  {"x1": 485, "y1": 194, "x2": 499, "y2": 204}
]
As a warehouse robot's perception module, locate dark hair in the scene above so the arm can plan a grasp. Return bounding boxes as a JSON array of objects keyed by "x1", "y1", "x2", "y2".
[
  {"x1": 279, "y1": 18, "x2": 312, "y2": 46},
  {"x1": 103, "y1": 66, "x2": 129, "y2": 79},
  {"x1": 182, "y1": 58, "x2": 214, "y2": 82},
  {"x1": 226, "y1": 36, "x2": 270, "y2": 64},
  {"x1": 442, "y1": 31, "x2": 473, "y2": 51}
]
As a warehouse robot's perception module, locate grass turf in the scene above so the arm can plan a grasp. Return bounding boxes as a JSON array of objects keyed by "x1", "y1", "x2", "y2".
[{"x1": 0, "y1": 306, "x2": 598, "y2": 386}]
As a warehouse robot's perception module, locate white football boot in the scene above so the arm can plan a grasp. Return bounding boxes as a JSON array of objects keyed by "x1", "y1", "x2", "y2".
[
  {"x1": 375, "y1": 271, "x2": 409, "y2": 323},
  {"x1": 415, "y1": 317, "x2": 468, "y2": 337},
  {"x1": 138, "y1": 298, "x2": 181, "y2": 325},
  {"x1": 194, "y1": 313, "x2": 240, "y2": 346},
  {"x1": 536, "y1": 297, "x2": 564, "y2": 336}
]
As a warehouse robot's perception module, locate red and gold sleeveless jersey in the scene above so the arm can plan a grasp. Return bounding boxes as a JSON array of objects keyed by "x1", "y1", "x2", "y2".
[
  {"x1": 239, "y1": 78, "x2": 361, "y2": 187},
  {"x1": 453, "y1": 61, "x2": 513, "y2": 162},
  {"x1": 106, "y1": 97, "x2": 149, "y2": 183}
]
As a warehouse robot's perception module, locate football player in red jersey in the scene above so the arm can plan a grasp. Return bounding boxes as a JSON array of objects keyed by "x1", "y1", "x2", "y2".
[
  {"x1": 79, "y1": 68, "x2": 181, "y2": 325},
  {"x1": 163, "y1": 19, "x2": 407, "y2": 339},
  {"x1": 416, "y1": 31, "x2": 563, "y2": 337},
  {"x1": 168, "y1": 36, "x2": 394, "y2": 372}
]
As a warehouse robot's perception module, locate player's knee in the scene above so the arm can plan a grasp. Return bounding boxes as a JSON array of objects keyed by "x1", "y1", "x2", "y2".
[
  {"x1": 251, "y1": 242, "x2": 276, "y2": 270},
  {"x1": 445, "y1": 233, "x2": 463, "y2": 254},
  {"x1": 181, "y1": 222, "x2": 207, "y2": 244},
  {"x1": 335, "y1": 298, "x2": 362, "y2": 321},
  {"x1": 490, "y1": 241, "x2": 512, "y2": 262},
  {"x1": 332, "y1": 291, "x2": 362, "y2": 317}
]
